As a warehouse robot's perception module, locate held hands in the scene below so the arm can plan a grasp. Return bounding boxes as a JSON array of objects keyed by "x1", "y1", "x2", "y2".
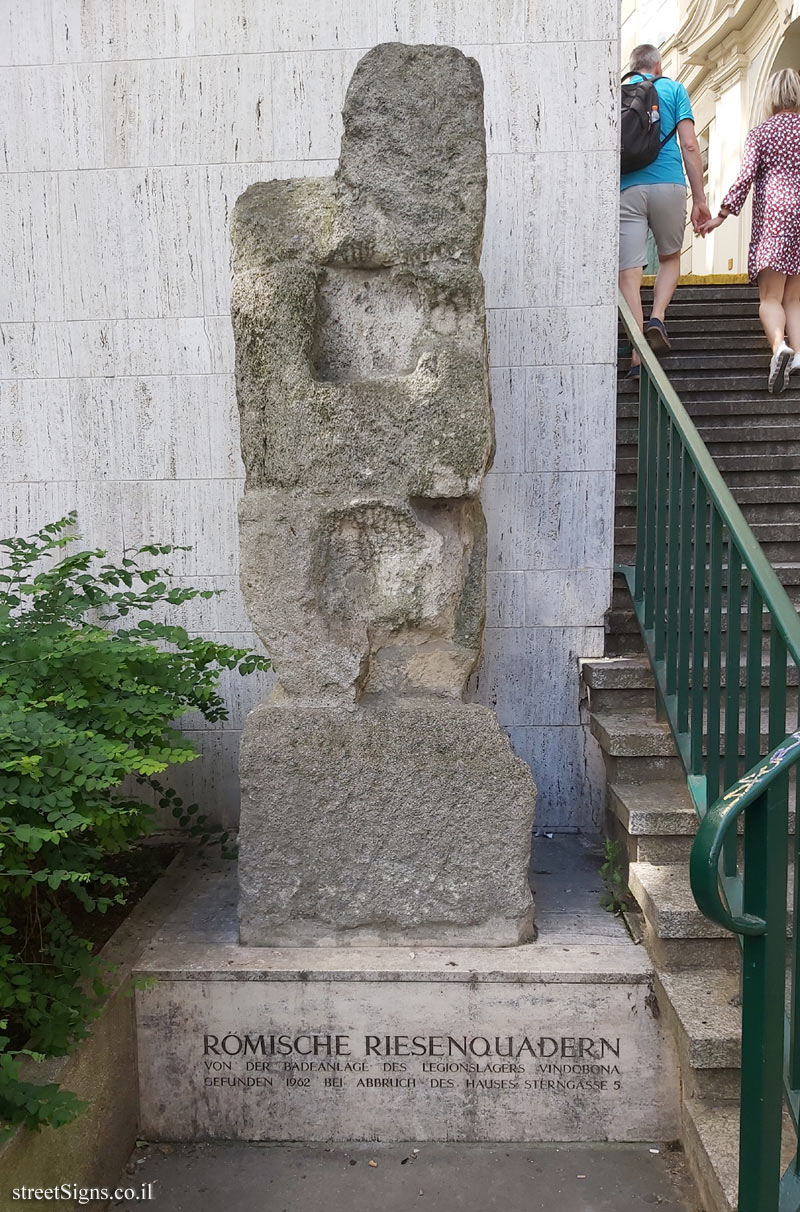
[
  {"x1": 696, "y1": 212, "x2": 727, "y2": 238},
  {"x1": 690, "y1": 199, "x2": 713, "y2": 234}
]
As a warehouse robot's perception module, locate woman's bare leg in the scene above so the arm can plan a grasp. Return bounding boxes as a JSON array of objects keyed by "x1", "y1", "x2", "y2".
[
  {"x1": 783, "y1": 274, "x2": 800, "y2": 352},
  {"x1": 758, "y1": 268, "x2": 789, "y2": 353}
]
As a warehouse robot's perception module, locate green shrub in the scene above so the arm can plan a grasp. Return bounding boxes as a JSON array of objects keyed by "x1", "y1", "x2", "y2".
[{"x1": 0, "y1": 514, "x2": 270, "y2": 1137}]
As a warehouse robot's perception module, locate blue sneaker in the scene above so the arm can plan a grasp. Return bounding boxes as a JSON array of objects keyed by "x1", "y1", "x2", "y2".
[{"x1": 644, "y1": 317, "x2": 671, "y2": 355}]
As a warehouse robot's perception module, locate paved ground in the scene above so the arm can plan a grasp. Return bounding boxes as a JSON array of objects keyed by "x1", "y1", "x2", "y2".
[{"x1": 113, "y1": 1141, "x2": 703, "y2": 1211}]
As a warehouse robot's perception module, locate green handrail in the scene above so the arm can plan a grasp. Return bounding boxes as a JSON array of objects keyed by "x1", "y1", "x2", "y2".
[{"x1": 618, "y1": 292, "x2": 800, "y2": 1212}]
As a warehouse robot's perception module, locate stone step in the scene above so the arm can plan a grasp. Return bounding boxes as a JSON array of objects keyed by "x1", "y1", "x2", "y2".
[
  {"x1": 608, "y1": 781, "x2": 695, "y2": 837},
  {"x1": 617, "y1": 374, "x2": 800, "y2": 396},
  {"x1": 617, "y1": 393, "x2": 800, "y2": 418},
  {"x1": 628, "y1": 862, "x2": 733, "y2": 942},
  {"x1": 682, "y1": 1099, "x2": 738, "y2": 1212},
  {"x1": 656, "y1": 968, "x2": 741, "y2": 1071},
  {"x1": 617, "y1": 421, "x2": 800, "y2": 449},
  {"x1": 589, "y1": 710, "x2": 675, "y2": 758},
  {"x1": 640, "y1": 285, "x2": 758, "y2": 301}
]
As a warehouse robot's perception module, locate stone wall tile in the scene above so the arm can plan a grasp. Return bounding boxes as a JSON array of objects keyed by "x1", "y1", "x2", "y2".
[
  {"x1": 489, "y1": 367, "x2": 525, "y2": 472},
  {"x1": 103, "y1": 57, "x2": 275, "y2": 168},
  {"x1": 58, "y1": 168, "x2": 203, "y2": 319},
  {"x1": 196, "y1": 0, "x2": 375, "y2": 55},
  {"x1": 483, "y1": 471, "x2": 614, "y2": 571},
  {"x1": 271, "y1": 51, "x2": 363, "y2": 161},
  {"x1": 524, "y1": 568, "x2": 612, "y2": 628},
  {"x1": 524, "y1": 365, "x2": 616, "y2": 472},
  {"x1": 120, "y1": 479, "x2": 241, "y2": 577},
  {"x1": 378, "y1": 0, "x2": 525, "y2": 44},
  {"x1": 1, "y1": 0, "x2": 53, "y2": 65},
  {"x1": 0, "y1": 174, "x2": 63, "y2": 322},
  {"x1": 0, "y1": 379, "x2": 73, "y2": 482},
  {"x1": 523, "y1": 152, "x2": 619, "y2": 306},
  {"x1": 487, "y1": 304, "x2": 617, "y2": 367},
  {"x1": 525, "y1": 0, "x2": 620, "y2": 42},
  {"x1": 0, "y1": 65, "x2": 102, "y2": 171},
  {"x1": 160, "y1": 729, "x2": 242, "y2": 829},
  {"x1": 53, "y1": 0, "x2": 195, "y2": 62},
  {"x1": 486, "y1": 571, "x2": 526, "y2": 628},
  {"x1": 70, "y1": 375, "x2": 242, "y2": 481},
  {"x1": 467, "y1": 43, "x2": 617, "y2": 155},
  {"x1": 0, "y1": 323, "x2": 61, "y2": 379},
  {"x1": 481, "y1": 155, "x2": 526, "y2": 309},
  {"x1": 471, "y1": 625, "x2": 603, "y2": 726},
  {"x1": 508, "y1": 724, "x2": 606, "y2": 829},
  {"x1": 53, "y1": 321, "x2": 117, "y2": 377}
]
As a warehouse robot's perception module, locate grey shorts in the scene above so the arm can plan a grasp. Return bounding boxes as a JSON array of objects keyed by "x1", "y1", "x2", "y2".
[{"x1": 619, "y1": 183, "x2": 687, "y2": 270}]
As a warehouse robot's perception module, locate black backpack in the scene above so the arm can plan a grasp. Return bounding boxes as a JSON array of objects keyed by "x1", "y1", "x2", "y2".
[{"x1": 620, "y1": 73, "x2": 678, "y2": 174}]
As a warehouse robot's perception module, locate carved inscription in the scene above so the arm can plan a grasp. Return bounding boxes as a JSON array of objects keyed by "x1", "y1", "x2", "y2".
[{"x1": 199, "y1": 1029, "x2": 624, "y2": 1098}]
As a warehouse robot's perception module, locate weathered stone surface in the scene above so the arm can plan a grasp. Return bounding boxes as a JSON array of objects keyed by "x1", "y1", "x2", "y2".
[
  {"x1": 238, "y1": 700, "x2": 535, "y2": 946},
  {"x1": 239, "y1": 489, "x2": 486, "y2": 700},
  {"x1": 233, "y1": 43, "x2": 535, "y2": 945}
]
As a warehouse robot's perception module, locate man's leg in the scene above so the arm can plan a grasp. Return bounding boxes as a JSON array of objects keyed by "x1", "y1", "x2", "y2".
[
  {"x1": 650, "y1": 251, "x2": 681, "y2": 323},
  {"x1": 619, "y1": 188, "x2": 649, "y2": 367}
]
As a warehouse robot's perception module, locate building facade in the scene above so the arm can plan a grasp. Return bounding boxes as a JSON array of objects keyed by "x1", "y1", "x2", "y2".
[{"x1": 0, "y1": 0, "x2": 619, "y2": 830}]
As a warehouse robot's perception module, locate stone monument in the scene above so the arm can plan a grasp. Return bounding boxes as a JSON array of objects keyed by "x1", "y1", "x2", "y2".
[
  {"x1": 232, "y1": 42, "x2": 536, "y2": 947},
  {"x1": 133, "y1": 45, "x2": 681, "y2": 1149}
]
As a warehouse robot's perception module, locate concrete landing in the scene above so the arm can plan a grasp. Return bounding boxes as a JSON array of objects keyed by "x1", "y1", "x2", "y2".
[{"x1": 112, "y1": 1140, "x2": 702, "y2": 1211}]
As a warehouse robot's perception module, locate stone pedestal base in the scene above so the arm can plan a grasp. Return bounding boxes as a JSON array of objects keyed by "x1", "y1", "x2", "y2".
[
  {"x1": 134, "y1": 863, "x2": 680, "y2": 1143},
  {"x1": 237, "y1": 699, "x2": 536, "y2": 947}
]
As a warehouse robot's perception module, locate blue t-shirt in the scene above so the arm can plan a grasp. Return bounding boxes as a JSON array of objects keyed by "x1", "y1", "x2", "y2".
[{"x1": 620, "y1": 75, "x2": 694, "y2": 191}]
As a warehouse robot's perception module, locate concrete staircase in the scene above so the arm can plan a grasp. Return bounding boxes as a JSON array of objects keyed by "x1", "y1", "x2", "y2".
[{"x1": 584, "y1": 283, "x2": 800, "y2": 1212}]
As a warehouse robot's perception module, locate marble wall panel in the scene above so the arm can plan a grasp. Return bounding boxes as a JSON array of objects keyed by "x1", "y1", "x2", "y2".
[
  {"x1": 271, "y1": 51, "x2": 363, "y2": 161},
  {"x1": 69, "y1": 375, "x2": 240, "y2": 482},
  {"x1": 524, "y1": 365, "x2": 617, "y2": 473},
  {"x1": 488, "y1": 367, "x2": 526, "y2": 473},
  {"x1": 1, "y1": 0, "x2": 53, "y2": 65},
  {"x1": 481, "y1": 155, "x2": 526, "y2": 310},
  {"x1": 468, "y1": 42, "x2": 618, "y2": 155},
  {"x1": 0, "y1": 482, "x2": 126, "y2": 560},
  {"x1": 52, "y1": 318, "x2": 233, "y2": 378},
  {"x1": 377, "y1": 0, "x2": 525, "y2": 44},
  {"x1": 58, "y1": 169, "x2": 203, "y2": 319},
  {"x1": 471, "y1": 625, "x2": 604, "y2": 727},
  {"x1": 508, "y1": 723, "x2": 606, "y2": 829},
  {"x1": 486, "y1": 571, "x2": 526, "y2": 628},
  {"x1": 52, "y1": 0, "x2": 195, "y2": 62},
  {"x1": 103, "y1": 57, "x2": 276, "y2": 169},
  {"x1": 0, "y1": 323, "x2": 61, "y2": 379},
  {"x1": 196, "y1": 0, "x2": 376, "y2": 56},
  {"x1": 525, "y1": 0, "x2": 620, "y2": 44},
  {"x1": 0, "y1": 65, "x2": 102, "y2": 172},
  {"x1": 524, "y1": 568, "x2": 613, "y2": 629},
  {"x1": 161, "y1": 729, "x2": 242, "y2": 829},
  {"x1": 483, "y1": 471, "x2": 614, "y2": 573},
  {"x1": 143, "y1": 575, "x2": 253, "y2": 633},
  {"x1": 524, "y1": 152, "x2": 619, "y2": 307},
  {"x1": 486, "y1": 305, "x2": 617, "y2": 368},
  {"x1": 119, "y1": 480, "x2": 241, "y2": 578},
  {"x1": 0, "y1": 379, "x2": 73, "y2": 482},
  {"x1": 0, "y1": 174, "x2": 63, "y2": 323}
]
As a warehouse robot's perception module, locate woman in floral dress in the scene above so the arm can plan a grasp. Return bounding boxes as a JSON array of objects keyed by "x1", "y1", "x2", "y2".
[{"x1": 701, "y1": 69, "x2": 800, "y2": 393}]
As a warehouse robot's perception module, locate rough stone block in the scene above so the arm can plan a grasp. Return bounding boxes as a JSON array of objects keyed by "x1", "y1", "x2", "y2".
[{"x1": 238, "y1": 699, "x2": 535, "y2": 946}]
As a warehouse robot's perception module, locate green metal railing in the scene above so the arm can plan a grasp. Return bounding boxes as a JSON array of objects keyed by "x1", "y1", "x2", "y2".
[{"x1": 618, "y1": 293, "x2": 800, "y2": 1212}]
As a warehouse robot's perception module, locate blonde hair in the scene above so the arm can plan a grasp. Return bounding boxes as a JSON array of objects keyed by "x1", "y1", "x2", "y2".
[{"x1": 762, "y1": 68, "x2": 800, "y2": 121}]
